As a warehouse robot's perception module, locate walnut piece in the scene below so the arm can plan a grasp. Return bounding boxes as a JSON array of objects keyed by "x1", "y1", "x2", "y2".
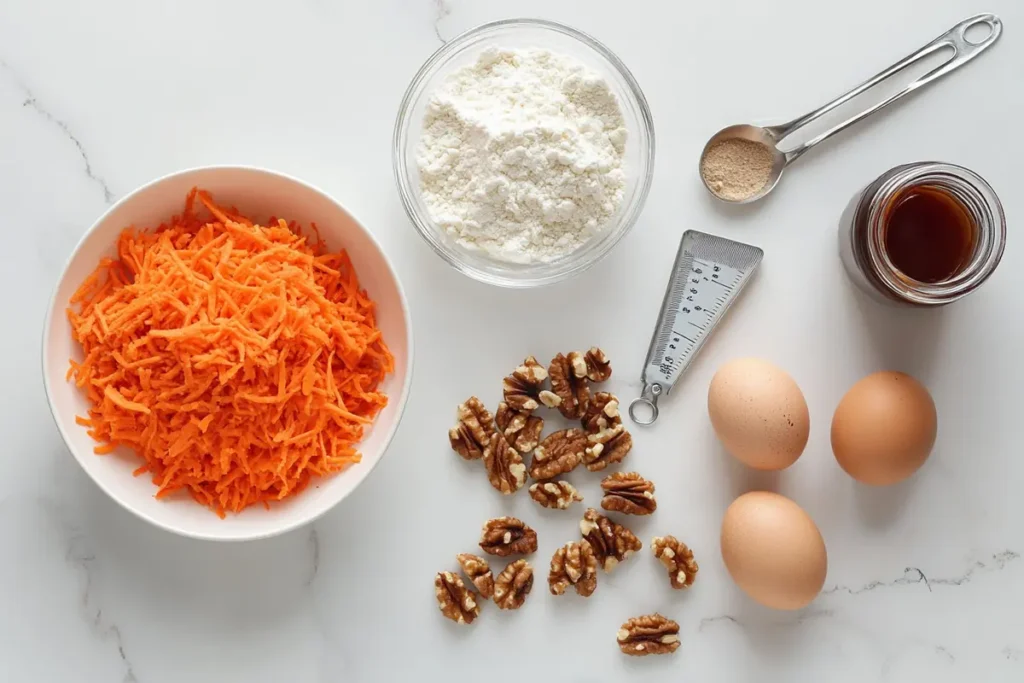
[
  {"x1": 495, "y1": 402, "x2": 544, "y2": 453},
  {"x1": 601, "y1": 472, "x2": 657, "y2": 515},
  {"x1": 584, "y1": 428, "x2": 633, "y2": 472},
  {"x1": 617, "y1": 614, "x2": 680, "y2": 656},
  {"x1": 548, "y1": 540, "x2": 598, "y2": 597},
  {"x1": 502, "y1": 356, "x2": 548, "y2": 412},
  {"x1": 652, "y1": 536, "x2": 698, "y2": 590},
  {"x1": 448, "y1": 396, "x2": 495, "y2": 461},
  {"x1": 493, "y1": 559, "x2": 533, "y2": 610},
  {"x1": 530, "y1": 428, "x2": 586, "y2": 480},
  {"x1": 480, "y1": 517, "x2": 538, "y2": 557},
  {"x1": 483, "y1": 435, "x2": 526, "y2": 495},
  {"x1": 544, "y1": 352, "x2": 591, "y2": 419},
  {"x1": 579, "y1": 508, "x2": 642, "y2": 571},
  {"x1": 457, "y1": 553, "x2": 495, "y2": 599},
  {"x1": 580, "y1": 392, "x2": 632, "y2": 472},
  {"x1": 434, "y1": 571, "x2": 481, "y2": 625},
  {"x1": 529, "y1": 480, "x2": 583, "y2": 510},
  {"x1": 581, "y1": 392, "x2": 622, "y2": 438},
  {"x1": 584, "y1": 347, "x2": 612, "y2": 382}
]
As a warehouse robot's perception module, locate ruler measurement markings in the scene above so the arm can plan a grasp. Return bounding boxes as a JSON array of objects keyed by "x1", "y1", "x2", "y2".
[{"x1": 642, "y1": 231, "x2": 763, "y2": 396}]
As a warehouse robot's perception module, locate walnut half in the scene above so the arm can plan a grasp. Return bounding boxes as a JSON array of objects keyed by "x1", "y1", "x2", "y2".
[
  {"x1": 495, "y1": 401, "x2": 544, "y2": 454},
  {"x1": 548, "y1": 540, "x2": 598, "y2": 597},
  {"x1": 434, "y1": 571, "x2": 481, "y2": 625},
  {"x1": 652, "y1": 536, "x2": 698, "y2": 590},
  {"x1": 579, "y1": 508, "x2": 642, "y2": 572},
  {"x1": 448, "y1": 396, "x2": 495, "y2": 461},
  {"x1": 529, "y1": 480, "x2": 582, "y2": 510},
  {"x1": 545, "y1": 352, "x2": 591, "y2": 419},
  {"x1": 530, "y1": 428, "x2": 586, "y2": 480},
  {"x1": 457, "y1": 553, "x2": 495, "y2": 599},
  {"x1": 580, "y1": 393, "x2": 633, "y2": 472},
  {"x1": 581, "y1": 392, "x2": 622, "y2": 438},
  {"x1": 601, "y1": 472, "x2": 657, "y2": 515},
  {"x1": 617, "y1": 614, "x2": 680, "y2": 656},
  {"x1": 479, "y1": 517, "x2": 538, "y2": 557},
  {"x1": 584, "y1": 429, "x2": 633, "y2": 472},
  {"x1": 503, "y1": 356, "x2": 548, "y2": 412},
  {"x1": 584, "y1": 347, "x2": 612, "y2": 382},
  {"x1": 483, "y1": 435, "x2": 526, "y2": 495},
  {"x1": 493, "y1": 559, "x2": 533, "y2": 610}
]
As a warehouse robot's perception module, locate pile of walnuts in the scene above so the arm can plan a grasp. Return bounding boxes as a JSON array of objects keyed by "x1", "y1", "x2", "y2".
[
  {"x1": 449, "y1": 348, "x2": 633, "y2": 500},
  {"x1": 435, "y1": 516, "x2": 538, "y2": 624},
  {"x1": 437, "y1": 348, "x2": 699, "y2": 656},
  {"x1": 450, "y1": 350, "x2": 638, "y2": 499}
]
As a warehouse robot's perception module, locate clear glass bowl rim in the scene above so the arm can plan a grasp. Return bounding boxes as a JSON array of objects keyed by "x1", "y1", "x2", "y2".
[{"x1": 392, "y1": 17, "x2": 656, "y2": 288}]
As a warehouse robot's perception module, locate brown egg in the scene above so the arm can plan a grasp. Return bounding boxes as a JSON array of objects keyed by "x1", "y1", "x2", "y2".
[
  {"x1": 720, "y1": 491, "x2": 827, "y2": 610},
  {"x1": 708, "y1": 358, "x2": 810, "y2": 470},
  {"x1": 831, "y1": 371, "x2": 937, "y2": 485}
]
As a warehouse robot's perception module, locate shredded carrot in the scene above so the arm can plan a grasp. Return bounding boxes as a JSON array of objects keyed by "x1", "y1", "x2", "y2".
[{"x1": 67, "y1": 188, "x2": 394, "y2": 517}]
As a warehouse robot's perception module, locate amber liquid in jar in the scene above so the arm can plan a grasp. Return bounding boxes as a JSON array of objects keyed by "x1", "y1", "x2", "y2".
[
  {"x1": 839, "y1": 162, "x2": 1005, "y2": 306},
  {"x1": 882, "y1": 186, "x2": 977, "y2": 284}
]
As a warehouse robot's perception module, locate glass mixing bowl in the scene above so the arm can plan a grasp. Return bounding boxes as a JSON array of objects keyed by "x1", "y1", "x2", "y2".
[{"x1": 393, "y1": 18, "x2": 655, "y2": 288}]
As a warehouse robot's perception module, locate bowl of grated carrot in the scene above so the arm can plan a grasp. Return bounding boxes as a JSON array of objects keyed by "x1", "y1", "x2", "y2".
[{"x1": 42, "y1": 166, "x2": 413, "y2": 541}]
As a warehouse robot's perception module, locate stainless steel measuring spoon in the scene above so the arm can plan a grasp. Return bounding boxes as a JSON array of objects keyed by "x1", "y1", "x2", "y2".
[{"x1": 699, "y1": 13, "x2": 1003, "y2": 204}]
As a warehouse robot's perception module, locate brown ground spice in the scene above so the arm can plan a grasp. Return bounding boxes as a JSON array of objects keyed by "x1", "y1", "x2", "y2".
[{"x1": 701, "y1": 138, "x2": 775, "y2": 201}]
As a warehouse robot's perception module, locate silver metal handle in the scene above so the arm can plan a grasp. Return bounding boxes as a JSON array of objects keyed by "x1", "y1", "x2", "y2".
[{"x1": 766, "y1": 13, "x2": 1002, "y2": 163}]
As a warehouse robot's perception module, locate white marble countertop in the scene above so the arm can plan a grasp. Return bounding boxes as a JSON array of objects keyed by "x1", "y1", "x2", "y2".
[{"x1": 3, "y1": 0, "x2": 1023, "y2": 681}]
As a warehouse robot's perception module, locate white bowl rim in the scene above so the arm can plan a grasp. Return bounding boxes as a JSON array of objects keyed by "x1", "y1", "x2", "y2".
[{"x1": 40, "y1": 164, "x2": 415, "y2": 542}]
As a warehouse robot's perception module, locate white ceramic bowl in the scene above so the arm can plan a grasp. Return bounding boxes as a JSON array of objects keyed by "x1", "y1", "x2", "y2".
[{"x1": 42, "y1": 166, "x2": 413, "y2": 541}]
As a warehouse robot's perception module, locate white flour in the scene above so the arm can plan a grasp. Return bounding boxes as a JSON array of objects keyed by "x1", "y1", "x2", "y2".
[{"x1": 416, "y1": 48, "x2": 627, "y2": 263}]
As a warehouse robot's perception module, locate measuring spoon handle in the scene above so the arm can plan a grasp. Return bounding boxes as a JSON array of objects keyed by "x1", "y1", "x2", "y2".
[{"x1": 767, "y1": 13, "x2": 1002, "y2": 163}]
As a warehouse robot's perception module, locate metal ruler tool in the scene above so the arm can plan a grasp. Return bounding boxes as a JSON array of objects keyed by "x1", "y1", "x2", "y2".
[{"x1": 629, "y1": 230, "x2": 763, "y2": 424}]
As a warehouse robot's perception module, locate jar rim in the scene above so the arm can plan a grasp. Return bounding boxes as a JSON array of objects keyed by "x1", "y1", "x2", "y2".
[{"x1": 865, "y1": 162, "x2": 1006, "y2": 305}]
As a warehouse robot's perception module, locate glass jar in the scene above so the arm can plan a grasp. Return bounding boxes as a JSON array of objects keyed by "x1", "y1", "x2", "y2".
[{"x1": 839, "y1": 162, "x2": 1005, "y2": 306}]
